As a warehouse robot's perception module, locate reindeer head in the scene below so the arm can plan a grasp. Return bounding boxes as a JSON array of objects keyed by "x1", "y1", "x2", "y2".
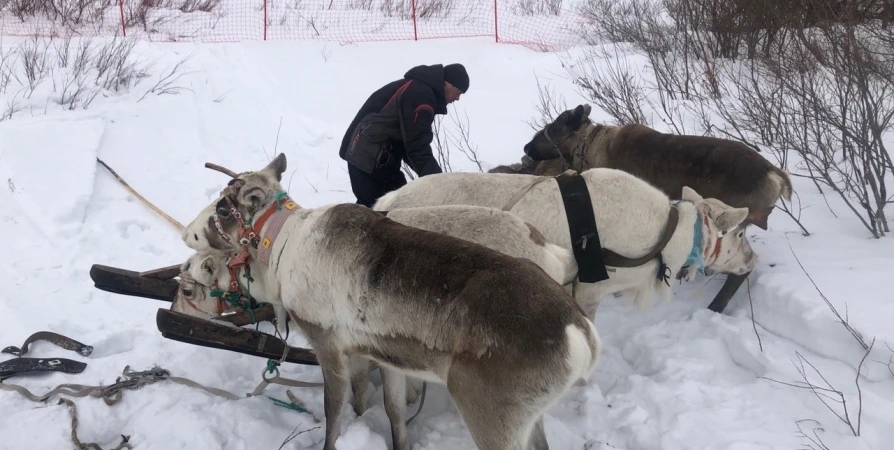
[
  {"x1": 681, "y1": 186, "x2": 757, "y2": 276},
  {"x1": 171, "y1": 253, "x2": 237, "y2": 320},
  {"x1": 523, "y1": 104, "x2": 592, "y2": 162},
  {"x1": 182, "y1": 153, "x2": 290, "y2": 254}
]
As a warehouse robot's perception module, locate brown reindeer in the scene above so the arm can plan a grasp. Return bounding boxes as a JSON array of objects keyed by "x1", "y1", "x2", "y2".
[{"x1": 518, "y1": 104, "x2": 793, "y2": 312}]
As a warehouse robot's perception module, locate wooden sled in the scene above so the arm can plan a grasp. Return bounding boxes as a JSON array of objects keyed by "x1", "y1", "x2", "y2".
[{"x1": 89, "y1": 263, "x2": 319, "y2": 366}]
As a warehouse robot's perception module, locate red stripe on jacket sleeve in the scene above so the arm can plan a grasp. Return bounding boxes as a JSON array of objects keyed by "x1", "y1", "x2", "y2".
[{"x1": 414, "y1": 104, "x2": 435, "y2": 124}]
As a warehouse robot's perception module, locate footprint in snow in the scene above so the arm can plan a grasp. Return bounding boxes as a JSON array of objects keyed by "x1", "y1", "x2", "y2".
[
  {"x1": 87, "y1": 330, "x2": 136, "y2": 358},
  {"x1": 117, "y1": 220, "x2": 150, "y2": 239}
]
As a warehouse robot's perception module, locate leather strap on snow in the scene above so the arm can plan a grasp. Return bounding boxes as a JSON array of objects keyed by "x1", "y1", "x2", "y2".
[
  {"x1": 2, "y1": 331, "x2": 94, "y2": 357},
  {"x1": 555, "y1": 171, "x2": 611, "y2": 283},
  {"x1": 58, "y1": 397, "x2": 134, "y2": 450},
  {"x1": 1, "y1": 363, "x2": 325, "y2": 447}
]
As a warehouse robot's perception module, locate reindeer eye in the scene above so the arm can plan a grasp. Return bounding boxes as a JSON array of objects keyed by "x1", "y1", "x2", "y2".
[
  {"x1": 182, "y1": 289, "x2": 194, "y2": 297},
  {"x1": 217, "y1": 207, "x2": 230, "y2": 217}
]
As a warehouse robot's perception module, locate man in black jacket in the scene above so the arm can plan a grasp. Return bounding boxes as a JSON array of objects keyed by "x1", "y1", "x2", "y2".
[{"x1": 338, "y1": 63, "x2": 470, "y2": 207}]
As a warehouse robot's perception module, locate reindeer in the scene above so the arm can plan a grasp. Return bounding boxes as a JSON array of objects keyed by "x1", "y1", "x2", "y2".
[
  {"x1": 374, "y1": 168, "x2": 757, "y2": 316},
  {"x1": 180, "y1": 154, "x2": 601, "y2": 450},
  {"x1": 178, "y1": 202, "x2": 579, "y2": 422},
  {"x1": 517, "y1": 104, "x2": 793, "y2": 312},
  {"x1": 487, "y1": 155, "x2": 566, "y2": 177}
]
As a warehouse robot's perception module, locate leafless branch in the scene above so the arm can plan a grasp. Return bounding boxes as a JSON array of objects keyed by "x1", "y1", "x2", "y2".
[
  {"x1": 746, "y1": 279, "x2": 763, "y2": 352},
  {"x1": 137, "y1": 57, "x2": 193, "y2": 102},
  {"x1": 526, "y1": 71, "x2": 568, "y2": 130},
  {"x1": 787, "y1": 239, "x2": 869, "y2": 350},
  {"x1": 763, "y1": 338, "x2": 874, "y2": 437}
]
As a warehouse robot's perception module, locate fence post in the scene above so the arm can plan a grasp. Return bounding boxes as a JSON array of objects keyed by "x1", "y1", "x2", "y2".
[
  {"x1": 493, "y1": 0, "x2": 499, "y2": 43},
  {"x1": 263, "y1": 0, "x2": 268, "y2": 40},
  {"x1": 411, "y1": 0, "x2": 418, "y2": 40},
  {"x1": 118, "y1": 0, "x2": 127, "y2": 37}
]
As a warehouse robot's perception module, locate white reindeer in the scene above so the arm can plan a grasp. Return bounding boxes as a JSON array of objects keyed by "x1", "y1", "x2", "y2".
[
  {"x1": 176, "y1": 202, "x2": 579, "y2": 419},
  {"x1": 374, "y1": 168, "x2": 757, "y2": 316},
  {"x1": 180, "y1": 154, "x2": 601, "y2": 450}
]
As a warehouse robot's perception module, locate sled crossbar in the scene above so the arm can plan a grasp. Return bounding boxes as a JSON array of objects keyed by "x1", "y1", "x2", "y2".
[
  {"x1": 89, "y1": 262, "x2": 317, "y2": 366},
  {"x1": 156, "y1": 309, "x2": 318, "y2": 366}
]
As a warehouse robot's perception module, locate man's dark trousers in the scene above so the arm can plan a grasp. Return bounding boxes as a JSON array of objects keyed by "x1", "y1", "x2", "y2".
[{"x1": 348, "y1": 163, "x2": 408, "y2": 208}]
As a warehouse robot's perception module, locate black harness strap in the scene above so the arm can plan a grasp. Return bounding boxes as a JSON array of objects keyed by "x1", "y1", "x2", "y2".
[{"x1": 555, "y1": 171, "x2": 611, "y2": 283}]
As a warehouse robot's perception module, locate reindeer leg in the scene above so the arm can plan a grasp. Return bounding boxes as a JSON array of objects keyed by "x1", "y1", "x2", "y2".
[
  {"x1": 316, "y1": 348, "x2": 350, "y2": 450},
  {"x1": 528, "y1": 417, "x2": 549, "y2": 450},
  {"x1": 381, "y1": 366, "x2": 410, "y2": 450},
  {"x1": 349, "y1": 356, "x2": 371, "y2": 416},
  {"x1": 448, "y1": 368, "x2": 541, "y2": 450}
]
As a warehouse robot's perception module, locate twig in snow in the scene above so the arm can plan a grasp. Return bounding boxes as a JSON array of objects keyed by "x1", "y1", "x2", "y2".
[
  {"x1": 762, "y1": 338, "x2": 875, "y2": 437},
  {"x1": 787, "y1": 239, "x2": 869, "y2": 350},
  {"x1": 278, "y1": 424, "x2": 320, "y2": 450},
  {"x1": 137, "y1": 58, "x2": 193, "y2": 102},
  {"x1": 746, "y1": 279, "x2": 763, "y2": 352},
  {"x1": 795, "y1": 419, "x2": 831, "y2": 450},
  {"x1": 262, "y1": 116, "x2": 284, "y2": 162},
  {"x1": 273, "y1": 116, "x2": 283, "y2": 155},
  {"x1": 887, "y1": 343, "x2": 894, "y2": 377},
  {"x1": 303, "y1": 174, "x2": 318, "y2": 193},
  {"x1": 96, "y1": 158, "x2": 185, "y2": 232}
]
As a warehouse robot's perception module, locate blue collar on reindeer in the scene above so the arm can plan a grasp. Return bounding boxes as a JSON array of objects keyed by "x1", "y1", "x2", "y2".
[
  {"x1": 675, "y1": 200, "x2": 706, "y2": 273},
  {"x1": 254, "y1": 191, "x2": 300, "y2": 265},
  {"x1": 685, "y1": 210, "x2": 706, "y2": 271}
]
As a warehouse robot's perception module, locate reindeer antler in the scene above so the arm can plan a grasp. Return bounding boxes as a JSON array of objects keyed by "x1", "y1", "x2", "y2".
[{"x1": 205, "y1": 162, "x2": 239, "y2": 178}]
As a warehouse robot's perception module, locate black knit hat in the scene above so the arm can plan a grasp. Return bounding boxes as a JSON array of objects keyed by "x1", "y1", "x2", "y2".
[{"x1": 443, "y1": 63, "x2": 469, "y2": 93}]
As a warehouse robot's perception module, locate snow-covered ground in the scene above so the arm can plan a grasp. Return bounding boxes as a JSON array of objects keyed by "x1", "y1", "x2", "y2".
[{"x1": 1, "y1": 31, "x2": 893, "y2": 450}]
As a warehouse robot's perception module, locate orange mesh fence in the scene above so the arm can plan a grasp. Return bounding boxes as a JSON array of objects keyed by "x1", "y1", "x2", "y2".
[{"x1": 0, "y1": 0, "x2": 588, "y2": 50}]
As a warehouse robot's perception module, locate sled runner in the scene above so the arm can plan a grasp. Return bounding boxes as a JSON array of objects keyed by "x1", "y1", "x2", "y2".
[{"x1": 89, "y1": 263, "x2": 319, "y2": 366}]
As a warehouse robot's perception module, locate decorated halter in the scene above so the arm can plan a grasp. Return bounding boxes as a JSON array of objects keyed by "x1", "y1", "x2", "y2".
[
  {"x1": 207, "y1": 181, "x2": 297, "y2": 324},
  {"x1": 540, "y1": 121, "x2": 598, "y2": 173}
]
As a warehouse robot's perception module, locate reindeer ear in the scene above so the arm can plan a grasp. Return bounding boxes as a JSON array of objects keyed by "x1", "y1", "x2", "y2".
[
  {"x1": 715, "y1": 206, "x2": 750, "y2": 231},
  {"x1": 571, "y1": 105, "x2": 587, "y2": 124},
  {"x1": 681, "y1": 186, "x2": 704, "y2": 202},
  {"x1": 238, "y1": 186, "x2": 266, "y2": 211},
  {"x1": 746, "y1": 207, "x2": 773, "y2": 230},
  {"x1": 262, "y1": 153, "x2": 287, "y2": 182},
  {"x1": 200, "y1": 255, "x2": 218, "y2": 278}
]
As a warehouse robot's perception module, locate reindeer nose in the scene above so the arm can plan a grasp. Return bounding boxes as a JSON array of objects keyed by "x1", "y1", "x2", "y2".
[{"x1": 523, "y1": 143, "x2": 535, "y2": 157}]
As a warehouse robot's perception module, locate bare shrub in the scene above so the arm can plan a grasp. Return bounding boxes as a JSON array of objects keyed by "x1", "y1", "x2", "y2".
[
  {"x1": 380, "y1": 0, "x2": 454, "y2": 20},
  {"x1": 699, "y1": 6, "x2": 894, "y2": 238},
  {"x1": 138, "y1": 57, "x2": 192, "y2": 101},
  {"x1": 402, "y1": 105, "x2": 482, "y2": 179},
  {"x1": 515, "y1": 0, "x2": 563, "y2": 16},
  {"x1": 526, "y1": 72, "x2": 569, "y2": 130},
  {"x1": 0, "y1": 35, "x2": 190, "y2": 116},
  {"x1": 122, "y1": 0, "x2": 222, "y2": 35},
  {"x1": 571, "y1": 0, "x2": 894, "y2": 237},
  {"x1": 565, "y1": 50, "x2": 648, "y2": 126},
  {"x1": 1, "y1": 0, "x2": 117, "y2": 34}
]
